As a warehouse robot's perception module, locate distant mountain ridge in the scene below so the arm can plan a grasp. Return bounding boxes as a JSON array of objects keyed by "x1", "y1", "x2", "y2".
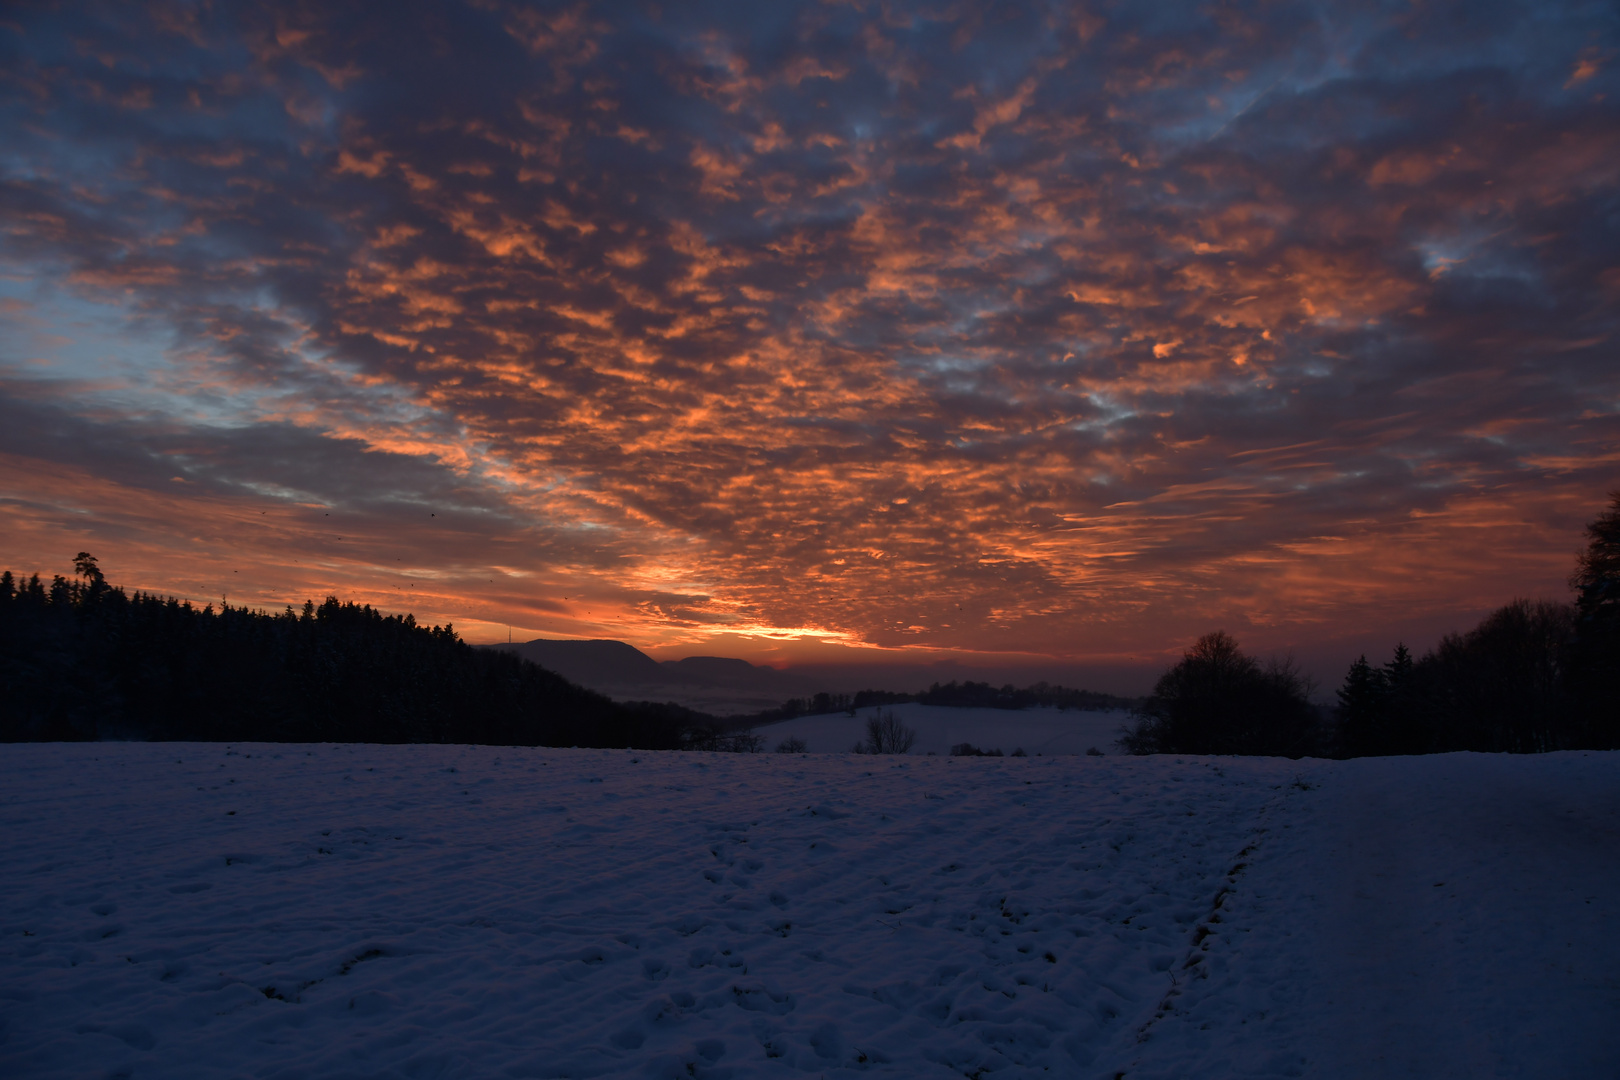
[
  {"x1": 490, "y1": 638, "x2": 665, "y2": 687},
  {"x1": 481, "y1": 638, "x2": 1145, "y2": 718},
  {"x1": 483, "y1": 638, "x2": 816, "y2": 715}
]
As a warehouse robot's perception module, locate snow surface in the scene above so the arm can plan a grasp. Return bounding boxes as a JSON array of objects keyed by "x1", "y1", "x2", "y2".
[
  {"x1": 2, "y1": 744, "x2": 1617, "y2": 1078},
  {"x1": 754, "y1": 703, "x2": 1129, "y2": 756}
]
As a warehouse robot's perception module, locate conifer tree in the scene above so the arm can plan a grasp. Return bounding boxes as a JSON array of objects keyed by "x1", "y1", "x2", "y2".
[
  {"x1": 1335, "y1": 654, "x2": 1387, "y2": 756},
  {"x1": 1569, "y1": 491, "x2": 1620, "y2": 747},
  {"x1": 73, "y1": 552, "x2": 103, "y2": 586},
  {"x1": 1384, "y1": 643, "x2": 1413, "y2": 689},
  {"x1": 1572, "y1": 492, "x2": 1620, "y2": 612}
]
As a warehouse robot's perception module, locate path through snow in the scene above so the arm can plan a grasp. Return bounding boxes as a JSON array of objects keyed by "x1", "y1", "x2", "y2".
[{"x1": 1105, "y1": 752, "x2": 1620, "y2": 1078}]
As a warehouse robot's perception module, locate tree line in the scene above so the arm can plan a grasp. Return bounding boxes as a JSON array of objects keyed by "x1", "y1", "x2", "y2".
[
  {"x1": 0, "y1": 555, "x2": 704, "y2": 748},
  {"x1": 1123, "y1": 492, "x2": 1620, "y2": 757},
  {"x1": 11, "y1": 488, "x2": 1612, "y2": 757},
  {"x1": 761, "y1": 681, "x2": 1138, "y2": 724},
  {"x1": 0, "y1": 554, "x2": 1137, "y2": 751}
]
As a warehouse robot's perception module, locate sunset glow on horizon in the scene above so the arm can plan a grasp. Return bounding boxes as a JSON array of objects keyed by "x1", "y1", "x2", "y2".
[{"x1": 2, "y1": 1, "x2": 1617, "y2": 683}]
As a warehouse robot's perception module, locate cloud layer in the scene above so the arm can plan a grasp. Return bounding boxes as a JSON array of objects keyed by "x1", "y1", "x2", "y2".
[{"x1": 3, "y1": 0, "x2": 1617, "y2": 674}]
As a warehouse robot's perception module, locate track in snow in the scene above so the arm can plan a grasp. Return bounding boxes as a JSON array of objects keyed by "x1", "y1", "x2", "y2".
[{"x1": 1, "y1": 744, "x2": 1615, "y2": 1078}]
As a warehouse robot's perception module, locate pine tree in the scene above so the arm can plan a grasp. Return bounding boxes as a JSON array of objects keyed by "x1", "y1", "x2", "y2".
[
  {"x1": 1384, "y1": 643, "x2": 1413, "y2": 689},
  {"x1": 72, "y1": 552, "x2": 103, "y2": 586},
  {"x1": 1335, "y1": 654, "x2": 1388, "y2": 756},
  {"x1": 1380, "y1": 642, "x2": 1424, "y2": 754}
]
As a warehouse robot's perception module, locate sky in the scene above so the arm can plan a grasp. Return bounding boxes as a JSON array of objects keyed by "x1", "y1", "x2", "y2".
[{"x1": 2, "y1": 0, "x2": 1617, "y2": 689}]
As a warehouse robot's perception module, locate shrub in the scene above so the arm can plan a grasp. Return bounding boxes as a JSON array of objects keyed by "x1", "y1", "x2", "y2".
[{"x1": 683, "y1": 725, "x2": 764, "y2": 752}]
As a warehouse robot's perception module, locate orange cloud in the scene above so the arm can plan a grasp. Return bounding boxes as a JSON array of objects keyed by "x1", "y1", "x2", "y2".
[{"x1": 2, "y1": 0, "x2": 1615, "y2": 687}]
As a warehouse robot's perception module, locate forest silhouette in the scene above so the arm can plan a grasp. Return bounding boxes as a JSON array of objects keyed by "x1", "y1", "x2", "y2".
[
  {"x1": 0, "y1": 557, "x2": 700, "y2": 748},
  {"x1": 3, "y1": 491, "x2": 1615, "y2": 755},
  {"x1": 1122, "y1": 491, "x2": 1620, "y2": 757}
]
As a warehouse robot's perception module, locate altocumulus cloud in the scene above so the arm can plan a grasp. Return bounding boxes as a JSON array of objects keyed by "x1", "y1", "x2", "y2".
[{"x1": 1, "y1": 0, "x2": 1616, "y2": 665}]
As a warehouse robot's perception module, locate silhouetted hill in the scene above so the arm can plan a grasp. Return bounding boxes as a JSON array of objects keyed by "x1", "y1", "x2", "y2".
[
  {"x1": 484, "y1": 638, "x2": 1143, "y2": 721},
  {"x1": 666, "y1": 656, "x2": 761, "y2": 683},
  {"x1": 495, "y1": 638, "x2": 667, "y2": 687},
  {"x1": 483, "y1": 639, "x2": 818, "y2": 715}
]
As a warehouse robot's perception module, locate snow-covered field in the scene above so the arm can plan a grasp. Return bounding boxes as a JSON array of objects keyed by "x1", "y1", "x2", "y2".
[
  {"x1": 754, "y1": 703, "x2": 1129, "y2": 756},
  {"x1": 3, "y1": 743, "x2": 1617, "y2": 1078}
]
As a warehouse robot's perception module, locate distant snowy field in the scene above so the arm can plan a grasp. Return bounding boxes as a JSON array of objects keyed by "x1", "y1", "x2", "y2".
[
  {"x1": 3, "y1": 745, "x2": 1617, "y2": 1079},
  {"x1": 754, "y1": 703, "x2": 1129, "y2": 756}
]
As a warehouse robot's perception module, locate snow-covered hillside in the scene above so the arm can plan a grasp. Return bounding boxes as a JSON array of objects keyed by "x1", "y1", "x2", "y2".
[
  {"x1": 2, "y1": 744, "x2": 1616, "y2": 1078},
  {"x1": 754, "y1": 703, "x2": 1129, "y2": 756}
]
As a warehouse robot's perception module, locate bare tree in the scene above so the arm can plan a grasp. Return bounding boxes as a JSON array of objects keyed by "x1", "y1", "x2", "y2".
[{"x1": 860, "y1": 710, "x2": 917, "y2": 754}]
